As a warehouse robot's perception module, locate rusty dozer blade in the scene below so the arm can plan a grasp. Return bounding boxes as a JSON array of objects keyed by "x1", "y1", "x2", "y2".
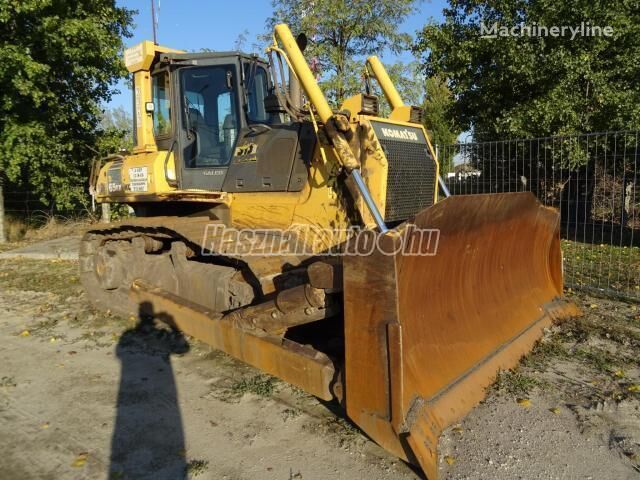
[{"x1": 343, "y1": 192, "x2": 580, "y2": 479}]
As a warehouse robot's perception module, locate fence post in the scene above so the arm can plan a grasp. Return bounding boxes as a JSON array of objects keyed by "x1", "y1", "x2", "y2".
[
  {"x1": 0, "y1": 178, "x2": 5, "y2": 243},
  {"x1": 101, "y1": 203, "x2": 111, "y2": 224}
]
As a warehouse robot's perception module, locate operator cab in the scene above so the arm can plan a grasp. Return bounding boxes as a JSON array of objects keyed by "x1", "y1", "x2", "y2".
[{"x1": 147, "y1": 51, "x2": 314, "y2": 192}]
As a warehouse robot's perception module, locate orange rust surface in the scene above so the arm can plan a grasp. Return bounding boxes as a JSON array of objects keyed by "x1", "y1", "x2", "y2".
[
  {"x1": 343, "y1": 192, "x2": 580, "y2": 479},
  {"x1": 130, "y1": 281, "x2": 335, "y2": 401}
]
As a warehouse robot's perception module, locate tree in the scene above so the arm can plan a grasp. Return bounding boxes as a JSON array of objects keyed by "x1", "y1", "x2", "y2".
[
  {"x1": 373, "y1": 62, "x2": 460, "y2": 171},
  {"x1": 266, "y1": 0, "x2": 418, "y2": 107},
  {"x1": 100, "y1": 106, "x2": 134, "y2": 153},
  {"x1": 415, "y1": 1, "x2": 640, "y2": 229},
  {"x1": 415, "y1": 0, "x2": 640, "y2": 140},
  {"x1": 0, "y1": 177, "x2": 5, "y2": 243},
  {"x1": 422, "y1": 75, "x2": 459, "y2": 172},
  {"x1": 0, "y1": 0, "x2": 134, "y2": 210}
]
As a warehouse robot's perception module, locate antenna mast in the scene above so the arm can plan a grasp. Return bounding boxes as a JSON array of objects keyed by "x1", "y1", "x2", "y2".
[{"x1": 151, "y1": 0, "x2": 158, "y2": 44}]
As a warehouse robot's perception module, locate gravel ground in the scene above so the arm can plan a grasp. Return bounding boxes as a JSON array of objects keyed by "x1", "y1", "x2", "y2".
[{"x1": 0, "y1": 257, "x2": 639, "y2": 479}]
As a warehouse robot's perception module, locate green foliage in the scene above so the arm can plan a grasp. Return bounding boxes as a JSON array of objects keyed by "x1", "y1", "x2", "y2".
[
  {"x1": 99, "y1": 106, "x2": 134, "y2": 153},
  {"x1": 372, "y1": 62, "x2": 460, "y2": 171},
  {"x1": 415, "y1": 0, "x2": 640, "y2": 140},
  {"x1": 374, "y1": 60, "x2": 425, "y2": 114},
  {"x1": 0, "y1": 0, "x2": 134, "y2": 210},
  {"x1": 266, "y1": 0, "x2": 418, "y2": 106},
  {"x1": 423, "y1": 75, "x2": 459, "y2": 172}
]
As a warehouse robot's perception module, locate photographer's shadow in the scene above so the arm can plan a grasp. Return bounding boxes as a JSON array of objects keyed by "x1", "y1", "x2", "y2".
[{"x1": 109, "y1": 302, "x2": 190, "y2": 480}]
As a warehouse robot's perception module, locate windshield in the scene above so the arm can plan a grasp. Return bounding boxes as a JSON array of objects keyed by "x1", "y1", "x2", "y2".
[{"x1": 180, "y1": 65, "x2": 239, "y2": 167}]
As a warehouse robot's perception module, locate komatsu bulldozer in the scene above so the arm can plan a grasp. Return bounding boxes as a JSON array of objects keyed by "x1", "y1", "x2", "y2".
[{"x1": 82, "y1": 24, "x2": 578, "y2": 478}]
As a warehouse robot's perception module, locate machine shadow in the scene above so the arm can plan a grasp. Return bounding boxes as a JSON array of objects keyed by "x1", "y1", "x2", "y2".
[{"x1": 109, "y1": 302, "x2": 190, "y2": 480}]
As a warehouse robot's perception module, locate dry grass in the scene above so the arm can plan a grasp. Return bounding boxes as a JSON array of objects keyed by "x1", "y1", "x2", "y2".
[
  {"x1": 23, "y1": 215, "x2": 92, "y2": 241},
  {"x1": 4, "y1": 216, "x2": 29, "y2": 242},
  {"x1": 2, "y1": 213, "x2": 92, "y2": 246},
  {"x1": 495, "y1": 291, "x2": 640, "y2": 403}
]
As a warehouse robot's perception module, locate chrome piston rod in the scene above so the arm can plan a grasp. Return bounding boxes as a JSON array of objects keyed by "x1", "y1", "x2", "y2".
[{"x1": 351, "y1": 169, "x2": 389, "y2": 234}]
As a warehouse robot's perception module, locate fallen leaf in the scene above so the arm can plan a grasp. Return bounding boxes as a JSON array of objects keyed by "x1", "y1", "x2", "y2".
[
  {"x1": 41, "y1": 422, "x2": 50, "y2": 429},
  {"x1": 444, "y1": 455, "x2": 455, "y2": 465},
  {"x1": 628, "y1": 385, "x2": 640, "y2": 392},
  {"x1": 549, "y1": 407, "x2": 560, "y2": 414},
  {"x1": 614, "y1": 370, "x2": 625, "y2": 378},
  {"x1": 71, "y1": 452, "x2": 88, "y2": 468},
  {"x1": 517, "y1": 398, "x2": 531, "y2": 408},
  {"x1": 19, "y1": 330, "x2": 30, "y2": 337},
  {"x1": 589, "y1": 304, "x2": 598, "y2": 309},
  {"x1": 451, "y1": 425, "x2": 464, "y2": 434}
]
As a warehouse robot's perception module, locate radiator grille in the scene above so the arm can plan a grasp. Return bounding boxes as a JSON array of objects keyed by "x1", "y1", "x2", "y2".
[{"x1": 380, "y1": 139, "x2": 437, "y2": 222}]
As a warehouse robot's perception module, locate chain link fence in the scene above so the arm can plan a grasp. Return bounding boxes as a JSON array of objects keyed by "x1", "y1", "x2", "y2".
[
  {"x1": 438, "y1": 131, "x2": 640, "y2": 301},
  {"x1": 0, "y1": 187, "x2": 94, "y2": 244}
]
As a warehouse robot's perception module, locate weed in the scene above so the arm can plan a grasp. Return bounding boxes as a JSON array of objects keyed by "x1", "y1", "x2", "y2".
[
  {"x1": 573, "y1": 346, "x2": 624, "y2": 374},
  {"x1": 185, "y1": 459, "x2": 209, "y2": 477},
  {"x1": 326, "y1": 416, "x2": 361, "y2": 437},
  {"x1": 231, "y1": 374, "x2": 279, "y2": 397},
  {"x1": 524, "y1": 337, "x2": 568, "y2": 369},
  {"x1": 0, "y1": 376, "x2": 16, "y2": 388},
  {"x1": 281, "y1": 407, "x2": 302, "y2": 421},
  {"x1": 493, "y1": 369, "x2": 544, "y2": 397},
  {"x1": 26, "y1": 317, "x2": 60, "y2": 337}
]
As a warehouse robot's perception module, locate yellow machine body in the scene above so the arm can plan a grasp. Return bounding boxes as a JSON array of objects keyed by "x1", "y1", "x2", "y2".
[{"x1": 83, "y1": 24, "x2": 578, "y2": 479}]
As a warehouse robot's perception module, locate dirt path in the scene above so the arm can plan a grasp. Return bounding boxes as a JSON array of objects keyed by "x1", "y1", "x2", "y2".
[{"x1": 0, "y1": 258, "x2": 639, "y2": 479}]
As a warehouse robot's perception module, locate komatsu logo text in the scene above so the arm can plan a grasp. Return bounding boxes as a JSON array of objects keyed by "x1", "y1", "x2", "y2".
[{"x1": 380, "y1": 127, "x2": 419, "y2": 141}]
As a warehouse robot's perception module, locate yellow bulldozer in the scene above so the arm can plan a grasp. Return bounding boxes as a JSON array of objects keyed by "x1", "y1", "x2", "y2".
[{"x1": 82, "y1": 24, "x2": 578, "y2": 478}]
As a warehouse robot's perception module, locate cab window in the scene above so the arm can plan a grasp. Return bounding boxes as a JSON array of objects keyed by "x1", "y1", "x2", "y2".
[
  {"x1": 152, "y1": 72, "x2": 171, "y2": 137},
  {"x1": 244, "y1": 65, "x2": 273, "y2": 124},
  {"x1": 181, "y1": 66, "x2": 239, "y2": 167}
]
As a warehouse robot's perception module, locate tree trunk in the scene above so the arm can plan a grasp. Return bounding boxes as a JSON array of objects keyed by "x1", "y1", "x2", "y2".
[
  {"x1": 101, "y1": 203, "x2": 111, "y2": 224},
  {"x1": 622, "y1": 178, "x2": 633, "y2": 227},
  {"x1": 0, "y1": 177, "x2": 6, "y2": 243}
]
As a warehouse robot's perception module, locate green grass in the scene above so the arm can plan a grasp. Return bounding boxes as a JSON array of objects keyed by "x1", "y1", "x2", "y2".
[
  {"x1": 493, "y1": 369, "x2": 545, "y2": 396},
  {"x1": 562, "y1": 240, "x2": 640, "y2": 299},
  {"x1": 185, "y1": 459, "x2": 209, "y2": 477},
  {"x1": 0, "y1": 258, "x2": 80, "y2": 297},
  {"x1": 230, "y1": 374, "x2": 280, "y2": 397}
]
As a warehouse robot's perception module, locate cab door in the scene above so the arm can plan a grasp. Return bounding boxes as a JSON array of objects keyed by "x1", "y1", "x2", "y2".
[{"x1": 175, "y1": 64, "x2": 241, "y2": 191}]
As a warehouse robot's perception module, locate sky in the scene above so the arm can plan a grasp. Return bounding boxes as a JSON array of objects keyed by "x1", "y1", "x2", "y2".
[{"x1": 108, "y1": 0, "x2": 448, "y2": 110}]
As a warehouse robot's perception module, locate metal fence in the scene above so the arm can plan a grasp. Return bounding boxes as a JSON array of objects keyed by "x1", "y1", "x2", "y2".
[{"x1": 437, "y1": 131, "x2": 640, "y2": 301}]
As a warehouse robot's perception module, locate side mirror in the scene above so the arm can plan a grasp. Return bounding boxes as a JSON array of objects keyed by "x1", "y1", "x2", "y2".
[
  {"x1": 296, "y1": 33, "x2": 308, "y2": 53},
  {"x1": 145, "y1": 102, "x2": 155, "y2": 113}
]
